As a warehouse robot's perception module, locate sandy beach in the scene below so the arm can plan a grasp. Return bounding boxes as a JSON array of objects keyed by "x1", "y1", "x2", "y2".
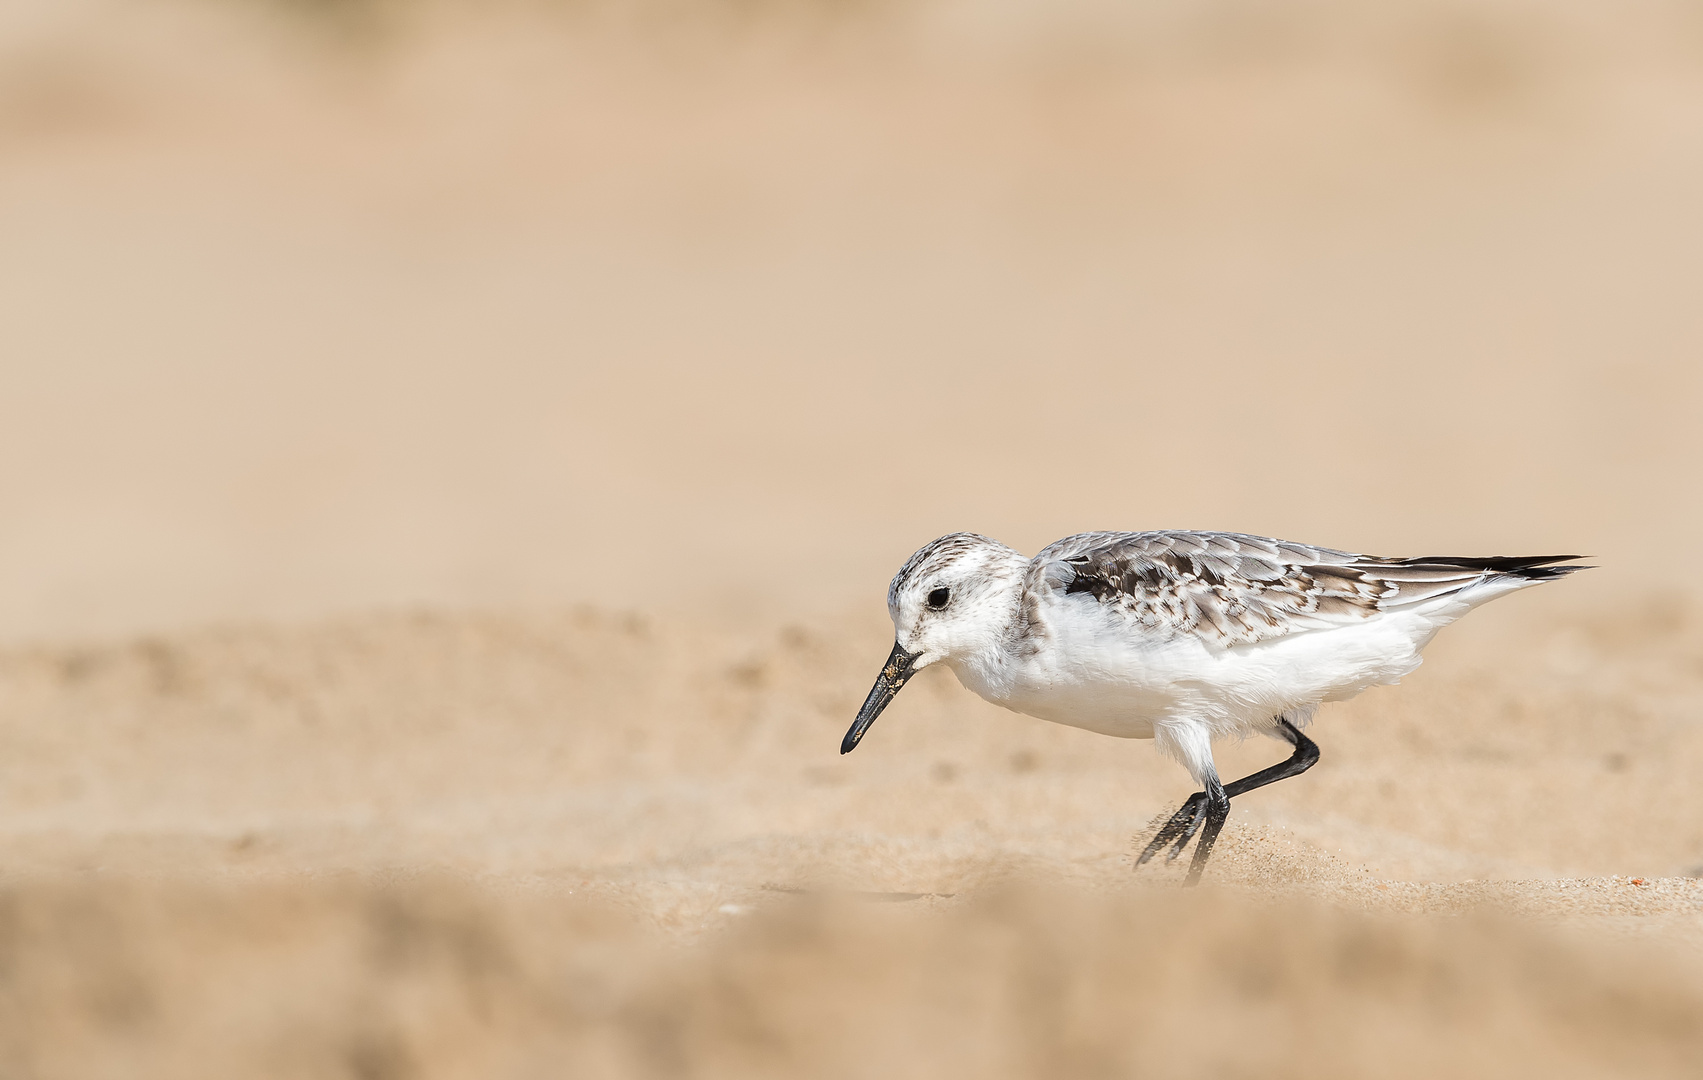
[{"x1": 2, "y1": 0, "x2": 1702, "y2": 1074}]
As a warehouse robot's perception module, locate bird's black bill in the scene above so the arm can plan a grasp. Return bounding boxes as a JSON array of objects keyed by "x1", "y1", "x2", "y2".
[{"x1": 841, "y1": 641, "x2": 920, "y2": 754}]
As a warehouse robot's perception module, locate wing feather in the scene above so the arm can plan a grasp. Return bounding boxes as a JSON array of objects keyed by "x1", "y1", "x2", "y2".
[{"x1": 1031, "y1": 531, "x2": 1585, "y2": 647}]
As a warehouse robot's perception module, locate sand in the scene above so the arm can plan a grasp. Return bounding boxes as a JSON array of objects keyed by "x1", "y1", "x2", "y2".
[{"x1": 2, "y1": 0, "x2": 1703, "y2": 1074}]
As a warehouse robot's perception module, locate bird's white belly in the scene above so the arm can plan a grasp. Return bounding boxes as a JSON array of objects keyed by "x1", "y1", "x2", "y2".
[{"x1": 953, "y1": 605, "x2": 1436, "y2": 740}]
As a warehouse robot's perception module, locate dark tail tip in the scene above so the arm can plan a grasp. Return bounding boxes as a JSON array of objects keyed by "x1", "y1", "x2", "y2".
[
  {"x1": 1398, "y1": 554, "x2": 1592, "y2": 581},
  {"x1": 1509, "y1": 559, "x2": 1594, "y2": 582}
]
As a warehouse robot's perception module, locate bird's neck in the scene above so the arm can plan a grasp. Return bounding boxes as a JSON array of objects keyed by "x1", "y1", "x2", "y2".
[{"x1": 942, "y1": 578, "x2": 1027, "y2": 703}]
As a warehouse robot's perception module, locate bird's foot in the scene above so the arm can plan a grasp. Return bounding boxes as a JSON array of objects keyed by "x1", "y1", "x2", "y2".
[
  {"x1": 1137, "y1": 789, "x2": 1231, "y2": 885},
  {"x1": 1136, "y1": 792, "x2": 1210, "y2": 868}
]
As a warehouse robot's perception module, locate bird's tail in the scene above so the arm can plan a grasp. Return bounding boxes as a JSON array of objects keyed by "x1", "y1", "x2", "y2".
[
  {"x1": 1375, "y1": 554, "x2": 1591, "y2": 611},
  {"x1": 1398, "y1": 554, "x2": 1591, "y2": 581}
]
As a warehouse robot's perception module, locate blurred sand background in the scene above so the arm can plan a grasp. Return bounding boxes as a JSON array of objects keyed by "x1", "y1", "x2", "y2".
[{"x1": 3, "y1": 0, "x2": 1703, "y2": 1075}]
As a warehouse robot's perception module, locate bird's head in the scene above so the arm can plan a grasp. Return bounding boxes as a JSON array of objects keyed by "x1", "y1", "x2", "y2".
[{"x1": 841, "y1": 533, "x2": 1024, "y2": 754}]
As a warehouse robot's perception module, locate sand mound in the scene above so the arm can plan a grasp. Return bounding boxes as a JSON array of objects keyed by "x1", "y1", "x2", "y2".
[{"x1": 0, "y1": 604, "x2": 1699, "y2": 1073}]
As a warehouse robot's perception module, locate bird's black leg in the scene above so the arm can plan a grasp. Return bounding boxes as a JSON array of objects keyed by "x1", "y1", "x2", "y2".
[
  {"x1": 1136, "y1": 718, "x2": 1320, "y2": 885},
  {"x1": 1223, "y1": 718, "x2": 1320, "y2": 799}
]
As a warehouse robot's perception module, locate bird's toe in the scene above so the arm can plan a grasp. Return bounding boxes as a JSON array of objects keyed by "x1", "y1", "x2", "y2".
[{"x1": 1137, "y1": 791, "x2": 1208, "y2": 867}]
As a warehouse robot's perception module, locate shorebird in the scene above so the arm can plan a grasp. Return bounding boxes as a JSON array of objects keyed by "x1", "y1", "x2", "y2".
[{"x1": 841, "y1": 531, "x2": 1586, "y2": 884}]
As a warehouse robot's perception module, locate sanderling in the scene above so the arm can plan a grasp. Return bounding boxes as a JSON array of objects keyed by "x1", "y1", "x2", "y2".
[{"x1": 841, "y1": 531, "x2": 1587, "y2": 884}]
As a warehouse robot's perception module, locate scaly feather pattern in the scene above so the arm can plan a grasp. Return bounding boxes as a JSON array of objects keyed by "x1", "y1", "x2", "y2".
[{"x1": 1025, "y1": 531, "x2": 1584, "y2": 648}]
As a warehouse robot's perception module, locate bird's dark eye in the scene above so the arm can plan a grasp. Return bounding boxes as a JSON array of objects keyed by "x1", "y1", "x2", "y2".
[{"x1": 927, "y1": 587, "x2": 951, "y2": 610}]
